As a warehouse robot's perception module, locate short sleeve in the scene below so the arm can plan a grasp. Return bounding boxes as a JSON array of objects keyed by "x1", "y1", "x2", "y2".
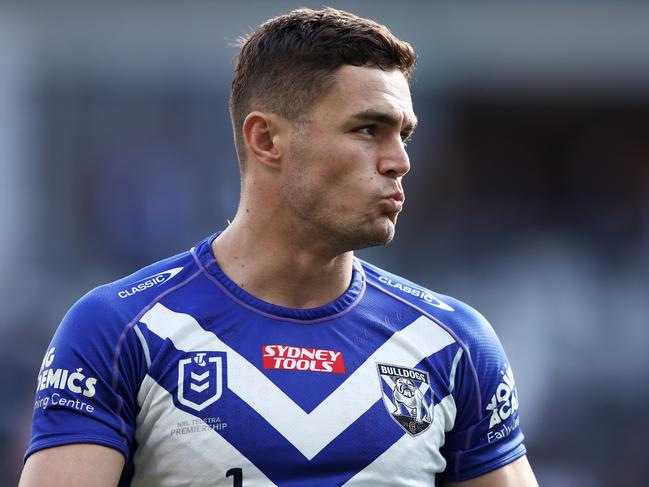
[
  {"x1": 439, "y1": 301, "x2": 526, "y2": 483},
  {"x1": 25, "y1": 288, "x2": 146, "y2": 463}
]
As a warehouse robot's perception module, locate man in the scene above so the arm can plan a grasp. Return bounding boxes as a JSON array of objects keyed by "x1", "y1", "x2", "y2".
[{"x1": 20, "y1": 8, "x2": 537, "y2": 486}]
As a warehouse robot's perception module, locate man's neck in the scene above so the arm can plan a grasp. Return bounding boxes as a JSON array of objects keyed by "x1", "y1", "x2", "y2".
[{"x1": 211, "y1": 219, "x2": 354, "y2": 309}]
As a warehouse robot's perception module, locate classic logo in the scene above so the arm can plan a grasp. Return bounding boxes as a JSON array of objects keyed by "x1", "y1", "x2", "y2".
[
  {"x1": 177, "y1": 352, "x2": 227, "y2": 412},
  {"x1": 377, "y1": 363, "x2": 434, "y2": 436},
  {"x1": 377, "y1": 275, "x2": 454, "y2": 311},
  {"x1": 118, "y1": 267, "x2": 183, "y2": 298}
]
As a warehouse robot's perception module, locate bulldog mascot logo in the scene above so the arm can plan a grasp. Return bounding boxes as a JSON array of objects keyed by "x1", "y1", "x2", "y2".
[{"x1": 377, "y1": 363, "x2": 434, "y2": 436}]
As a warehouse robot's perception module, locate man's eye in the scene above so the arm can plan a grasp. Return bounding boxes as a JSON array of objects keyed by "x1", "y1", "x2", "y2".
[
  {"x1": 401, "y1": 133, "x2": 413, "y2": 146},
  {"x1": 357, "y1": 125, "x2": 376, "y2": 136}
]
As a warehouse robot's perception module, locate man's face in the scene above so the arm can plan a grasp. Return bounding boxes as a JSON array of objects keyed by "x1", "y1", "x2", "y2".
[{"x1": 282, "y1": 65, "x2": 416, "y2": 254}]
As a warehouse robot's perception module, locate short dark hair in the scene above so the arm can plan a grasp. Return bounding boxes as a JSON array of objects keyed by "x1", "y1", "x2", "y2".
[{"x1": 229, "y1": 7, "x2": 416, "y2": 167}]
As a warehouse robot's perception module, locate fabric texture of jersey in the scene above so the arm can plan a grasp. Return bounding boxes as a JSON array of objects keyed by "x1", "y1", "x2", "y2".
[{"x1": 26, "y1": 233, "x2": 526, "y2": 486}]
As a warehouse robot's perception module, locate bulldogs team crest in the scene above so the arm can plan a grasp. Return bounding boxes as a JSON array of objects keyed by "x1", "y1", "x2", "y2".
[
  {"x1": 177, "y1": 352, "x2": 227, "y2": 412},
  {"x1": 377, "y1": 363, "x2": 434, "y2": 436}
]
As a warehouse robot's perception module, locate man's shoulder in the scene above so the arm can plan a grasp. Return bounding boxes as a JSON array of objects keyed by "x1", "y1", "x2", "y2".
[
  {"x1": 73, "y1": 247, "x2": 199, "y2": 322},
  {"x1": 359, "y1": 258, "x2": 455, "y2": 312},
  {"x1": 107, "y1": 249, "x2": 195, "y2": 300},
  {"x1": 358, "y1": 258, "x2": 498, "y2": 348}
]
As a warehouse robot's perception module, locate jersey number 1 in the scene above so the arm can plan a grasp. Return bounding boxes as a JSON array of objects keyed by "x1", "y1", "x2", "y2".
[{"x1": 226, "y1": 467, "x2": 243, "y2": 487}]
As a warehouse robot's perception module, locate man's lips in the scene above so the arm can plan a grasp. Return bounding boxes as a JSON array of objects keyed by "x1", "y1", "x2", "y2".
[{"x1": 381, "y1": 192, "x2": 405, "y2": 211}]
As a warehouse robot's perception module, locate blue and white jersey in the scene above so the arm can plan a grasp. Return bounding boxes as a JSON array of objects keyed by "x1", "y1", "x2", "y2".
[{"x1": 26, "y1": 234, "x2": 526, "y2": 486}]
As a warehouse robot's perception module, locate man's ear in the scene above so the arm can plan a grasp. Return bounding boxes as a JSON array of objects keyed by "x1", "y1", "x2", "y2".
[{"x1": 242, "y1": 111, "x2": 289, "y2": 169}]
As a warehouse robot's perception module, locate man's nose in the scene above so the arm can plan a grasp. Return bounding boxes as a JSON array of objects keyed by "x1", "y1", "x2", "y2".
[{"x1": 378, "y1": 137, "x2": 410, "y2": 178}]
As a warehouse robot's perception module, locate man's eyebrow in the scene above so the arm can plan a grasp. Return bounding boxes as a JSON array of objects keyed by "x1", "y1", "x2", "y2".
[{"x1": 350, "y1": 109, "x2": 418, "y2": 133}]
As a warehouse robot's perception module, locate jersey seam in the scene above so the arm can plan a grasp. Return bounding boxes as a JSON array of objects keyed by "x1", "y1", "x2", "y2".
[
  {"x1": 133, "y1": 324, "x2": 152, "y2": 368},
  {"x1": 110, "y1": 263, "x2": 204, "y2": 443},
  {"x1": 365, "y1": 279, "x2": 483, "y2": 421}
]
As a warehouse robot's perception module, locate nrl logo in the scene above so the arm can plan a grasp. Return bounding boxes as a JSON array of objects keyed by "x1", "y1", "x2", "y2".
[
  {"x1": 377, "y1": 363, "x2": 434, "y2": 436},
  {"x1": 177, "y1": 352, "x2": 227, "y2": 412}
]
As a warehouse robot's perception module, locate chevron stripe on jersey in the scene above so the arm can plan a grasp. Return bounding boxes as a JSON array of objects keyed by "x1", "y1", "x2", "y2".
[
  {"x1": 134, "y1": 302, "x2": 456, "y2": 484},
  {"x1": 133, "y1": 375, "x2": 456, "y2": 487}
]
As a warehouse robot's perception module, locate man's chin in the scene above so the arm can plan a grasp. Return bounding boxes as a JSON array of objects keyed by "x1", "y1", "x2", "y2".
[{"x1": 353, "y1": 222, "x2": 396, "y2": 251}]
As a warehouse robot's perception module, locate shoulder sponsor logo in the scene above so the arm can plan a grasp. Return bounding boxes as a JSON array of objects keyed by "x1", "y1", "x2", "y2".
[
  {"x1": 177, "y1": 351, "x2": 227, "y2": 412},
  {"x1": 262, "y1": 344, "x2": 346, "y2": 374},
  {"x1": 118, "y1": 267, "x2": 183, "y2": 298},
  {"x1": 34, "y1": 347, "x2": 97, "y2": 414},
  {"x1": 486, "y1": 364, "x2": 520, "y2": 443},
  {"x1": 36, "y1": 347, "x2": 97, "y2": 397},
  {"x1": 377, "y1": 276, "x2": 454, "y2": 311},
  {"x1": 377, "y1": 363, "x2": 434, "y2": 436}
]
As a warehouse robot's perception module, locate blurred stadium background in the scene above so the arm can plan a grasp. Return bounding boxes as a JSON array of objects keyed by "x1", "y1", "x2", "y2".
[{"x1": 2, "y1": 1, "x2": 648, "y2": 485}]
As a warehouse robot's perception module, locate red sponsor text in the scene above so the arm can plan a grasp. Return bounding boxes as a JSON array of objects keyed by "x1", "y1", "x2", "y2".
[{"x1": 262, "y1": 344, "x2": 345, "y2": 374}]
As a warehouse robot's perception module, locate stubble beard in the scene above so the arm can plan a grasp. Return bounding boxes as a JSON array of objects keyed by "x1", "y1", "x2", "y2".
[
  {"x1": 284, "y1": 185, "x2": 398, "y2": 254},
  {"x1": 302, "y1": 212, "x2": 396, "y2": 255},
  {"x1": 285, "y1": 131, "x2": 398, "y2": 255},
  {"x1": 342, "y1": 210, "x2": 397, "y2": 251}
]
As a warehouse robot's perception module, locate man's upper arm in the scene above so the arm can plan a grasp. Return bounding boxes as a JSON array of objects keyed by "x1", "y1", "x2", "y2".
[
  {"x1": 19, "y1": 444, "x2": 125, "y2": 487},
  {"x1": 24, "y1": 290, "x2": 145, "y2": 476},
  {"x1": 435, "y1": 295, "x2": 529, "y2": 482},
  {"x1": 442, "y1": 455, "x2": 538, "y2": 487}
]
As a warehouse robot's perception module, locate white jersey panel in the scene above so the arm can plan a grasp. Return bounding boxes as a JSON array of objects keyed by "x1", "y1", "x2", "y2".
[{"x1": 133, "y1": 374, "x2": 277, "y2": 487}]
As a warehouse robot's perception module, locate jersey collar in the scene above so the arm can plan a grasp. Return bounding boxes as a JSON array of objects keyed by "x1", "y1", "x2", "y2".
[{"x1": 192, "y1": 233, "x2": 366, "y2": 322}]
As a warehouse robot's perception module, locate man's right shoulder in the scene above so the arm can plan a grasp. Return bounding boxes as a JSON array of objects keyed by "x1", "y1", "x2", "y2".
[
  {"x1": 25, "y1": 249, "x2": 205, "y2": 469},
  {"x1": 71, "y1": 248, "x2": 200, "y2": 324}
]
